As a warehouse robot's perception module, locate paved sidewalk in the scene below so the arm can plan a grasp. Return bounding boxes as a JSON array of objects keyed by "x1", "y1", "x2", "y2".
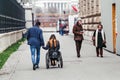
[
  {"x1": 0, "y1": 42, "x2": 26, "y2": 80},
  {"x1": 0, "y1": 33, "x2": 120, "y2": 80}
]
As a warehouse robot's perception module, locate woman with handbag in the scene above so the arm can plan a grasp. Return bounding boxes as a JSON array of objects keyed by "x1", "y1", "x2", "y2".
[
  {"x1": 73, "y1": 18, "x2": 84, "y2": 58},
  {"x1": 92, "y1": 24, "x2": 106, "y2": 57}
]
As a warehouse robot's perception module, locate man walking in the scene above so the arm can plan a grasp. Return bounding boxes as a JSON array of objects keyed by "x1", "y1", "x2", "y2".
[
  {"x1": 73, "y1": 18, "x2": 84, "y2": 58},
  {"x1": 27, "y1": 21, "x2": 44, "y2": 70}
]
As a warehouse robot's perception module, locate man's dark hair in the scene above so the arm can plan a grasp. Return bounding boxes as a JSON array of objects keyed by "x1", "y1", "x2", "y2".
[{"x1": 35, "y1": 21, "x2": 41, "y2": 26}]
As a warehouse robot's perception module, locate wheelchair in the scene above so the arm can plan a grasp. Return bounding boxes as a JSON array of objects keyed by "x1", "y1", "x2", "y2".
[{"x1": 45, "y1": 50, "x2": 63, "y2": 69}]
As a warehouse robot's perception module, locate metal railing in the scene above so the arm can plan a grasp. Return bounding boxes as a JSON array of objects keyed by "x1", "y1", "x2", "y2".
[
  {"x1": 0, "y1": 0, "x2": 25, "y2": 33},
  {"x1": 0, "y1": 15, "x2": 25, "y2": 33}
]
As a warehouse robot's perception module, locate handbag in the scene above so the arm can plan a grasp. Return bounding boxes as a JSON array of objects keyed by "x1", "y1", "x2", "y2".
[{"x1": 102, "y1": 43, "x2": 106, "y2": 48}]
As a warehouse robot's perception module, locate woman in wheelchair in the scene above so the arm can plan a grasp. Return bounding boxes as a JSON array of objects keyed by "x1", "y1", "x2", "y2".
[{"x1": 43, "y1": 34, "x2": 60, "y2": 66}]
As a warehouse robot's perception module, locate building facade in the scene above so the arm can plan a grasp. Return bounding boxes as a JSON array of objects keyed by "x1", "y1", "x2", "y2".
[
  {"x1": 79, "y1": 0, "x2": 101, "y2": 31},
  {"x1": 34, "y1": 0, "x2": 78, "y2": 27},
  {"x1": 17, "y1": 0, "x2": 78, "y2": 28},
  {"x1": 17, "y1": 0, "x2": 32, "y2": 4},
  {"x1": 34, "y1": 0, "x2": 74, "y2": 15}
]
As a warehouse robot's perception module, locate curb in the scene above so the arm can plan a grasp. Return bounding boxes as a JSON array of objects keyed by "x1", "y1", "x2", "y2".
[{"x1": 0, "y1": 43, "x2": 24, "y2": 80}]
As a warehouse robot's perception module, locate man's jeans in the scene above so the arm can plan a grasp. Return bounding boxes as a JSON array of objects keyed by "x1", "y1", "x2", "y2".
[
  {"x1": 59, "y1": 28, "x2": 64, "y2": 36},
  {"x1": 30, "y1": 46, "x2": 40, "y2": 65}
]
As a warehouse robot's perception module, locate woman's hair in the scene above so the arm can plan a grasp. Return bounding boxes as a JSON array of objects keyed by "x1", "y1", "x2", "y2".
[
  {"x1": 49, "y1": 34, "x2": 56, "y2": 40},
  {"x1": 97, "y1": 24, "x2": 103, "y2": 28},
  {"x1": 49, "y1": 34, "x2": 57, "y2": 48},
  {"x1": 76, "y1": 21, "x2": 82, "y2": 28}
]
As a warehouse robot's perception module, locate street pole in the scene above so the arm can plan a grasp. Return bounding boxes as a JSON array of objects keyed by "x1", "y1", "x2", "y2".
[{"x1": 32, "y1": 12, "x2": 34, "y2": 26}]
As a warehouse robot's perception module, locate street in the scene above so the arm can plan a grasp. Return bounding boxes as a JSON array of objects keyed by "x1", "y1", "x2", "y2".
[
  {"x1": 0, "y1": 0, "x2": 120, "y2": 80},
  {"x1": 1, "y1": 33, "x2": 120, "y2": 80}
]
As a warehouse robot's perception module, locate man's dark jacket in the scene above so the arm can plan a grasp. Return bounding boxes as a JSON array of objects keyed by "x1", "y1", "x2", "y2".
[{"x1": 27, "y1": 26, "x2": 44, "y2": 47}]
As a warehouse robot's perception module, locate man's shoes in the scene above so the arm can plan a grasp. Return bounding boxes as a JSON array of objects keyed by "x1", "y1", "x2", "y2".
[
  {"x1": 36, "y1": 65, "x2": 39, "y2": 68},
  {"x1": 33, "y1": 64, "x2": 36, "y2": 70},
  {"x1": 33, "y1": 64, "x2": 39, "y2": 70}
]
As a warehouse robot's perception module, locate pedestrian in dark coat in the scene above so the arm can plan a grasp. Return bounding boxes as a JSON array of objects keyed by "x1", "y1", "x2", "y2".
[
  {"x1": 73, "y1": 18, "x2": 84, "y2": 58},
  {"x1": 27, "y1": 21, "x2": 44, "y2": 70},
  {"x1": 92, "y1": 24, "x2": 106, "y2": 57}
]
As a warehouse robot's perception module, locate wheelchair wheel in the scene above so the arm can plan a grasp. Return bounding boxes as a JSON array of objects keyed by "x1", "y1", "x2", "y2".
[
  {"x1": 59, "y1": 55, "x2": 63, "y2": 68},
  {"x1": 57, "y1": 52, "x2": 63, "y2": 68},
  {"x1": 46, "y1": 53, "x2": 49, "y2": 69}
]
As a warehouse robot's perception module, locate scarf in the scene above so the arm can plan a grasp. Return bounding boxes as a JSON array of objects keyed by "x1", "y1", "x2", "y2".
[{"x1": 95, "y1": 29, "x2": 105, "y2": 47}]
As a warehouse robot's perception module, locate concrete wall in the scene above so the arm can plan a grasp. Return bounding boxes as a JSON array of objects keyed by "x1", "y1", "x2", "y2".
[
  {"x1": 0, "y1": 29, "x2": 25, "y2": 53},
  {"x1": 25, "y1": 8, "x2": 32, "y2": 28},
  {"x1": 101, "y1": 0, "x2": 120, "y2": 53},
  {"x1": 116, "y1": 2, "x2": 120, "y2": 55}
]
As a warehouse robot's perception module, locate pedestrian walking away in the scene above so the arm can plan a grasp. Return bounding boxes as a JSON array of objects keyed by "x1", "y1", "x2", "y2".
[
  {"x1": 73, "y1": 18, "x2": 84, "y2": 58},
  {"x1": 27, "y1": 21, "x2": 44, "y2": 70},
  {"x1": 92, "y1": 24, "x2": 106, "y2": 57}
]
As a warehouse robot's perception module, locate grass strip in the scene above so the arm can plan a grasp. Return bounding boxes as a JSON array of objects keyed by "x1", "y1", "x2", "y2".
[{"x1": 0, "y1": 38, "x2": 26, "y2": 69}]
